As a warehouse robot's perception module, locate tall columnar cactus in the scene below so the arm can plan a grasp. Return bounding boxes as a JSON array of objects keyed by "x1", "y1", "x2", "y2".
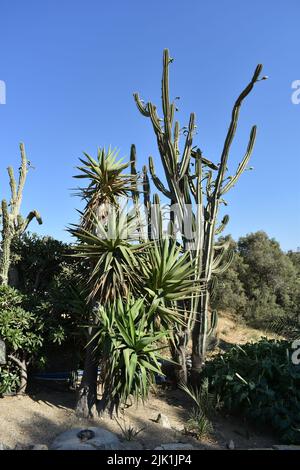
[
  {"x1": 134, "y1": 49, "x2": 266, "y2": 381},
  {"x1": 0, "y1": 143, "x2": 42, "y2": 285}
]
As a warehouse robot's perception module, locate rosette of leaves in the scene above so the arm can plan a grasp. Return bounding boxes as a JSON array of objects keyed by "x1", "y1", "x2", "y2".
[
  {"x1": 73, "y1": 147, "x2": 137, "y2": 230},
  {"x1": 69, "y1": 209, "x2": 145, "y2": 303},
  {"x1": 90, "y1": 297, "x2": 168, "y2": 413},
  {"x1": 140, "y1": 238, "x2": 204, "y2": 327}
]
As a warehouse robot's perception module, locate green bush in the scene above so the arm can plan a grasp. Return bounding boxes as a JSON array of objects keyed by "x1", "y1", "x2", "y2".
[
  {"x1": 0, "y1": 364, "x2": 20, "y2": 395},
  {"x1": 202, "y1": 339, "x2": 300, "y2": 444},
  {"x1": 0, "y1": 283, "x2": 75, "y2": 394}
]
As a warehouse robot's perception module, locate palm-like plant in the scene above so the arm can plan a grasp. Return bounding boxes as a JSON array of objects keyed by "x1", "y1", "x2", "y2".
[
  {"x1": 91, "y1": 297, "x2": 168, "y2": 413},
  {"x1": 73, "y1": 147, "x2": 137, "y2": 230},
  {"x1": 69, "y1": 209, "x2": 144, "y2": 303}
]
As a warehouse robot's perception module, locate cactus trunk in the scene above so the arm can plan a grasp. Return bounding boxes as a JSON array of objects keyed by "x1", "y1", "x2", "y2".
[
  {"x1": 134, "y1": 49, "x2": 264, "y2": 382},
  {"x1": 0, "y1": 143, "x2": 42, "y2": 286}
]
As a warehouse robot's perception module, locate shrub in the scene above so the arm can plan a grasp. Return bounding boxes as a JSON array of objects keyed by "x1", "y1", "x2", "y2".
[
  {"x1": 202, "y1": 339, "x2": 300, "y2": 443},
  {"x1": 0, "y1": 283, "x2": 73, "y2": 394}
]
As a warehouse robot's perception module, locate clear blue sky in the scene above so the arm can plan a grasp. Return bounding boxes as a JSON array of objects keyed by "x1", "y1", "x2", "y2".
[{"x1": 0, "y1": 0, "x2": 299, "y2": 251}]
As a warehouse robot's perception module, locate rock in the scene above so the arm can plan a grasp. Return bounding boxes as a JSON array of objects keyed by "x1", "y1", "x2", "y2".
[
  {"x1": 32, "y1": 444, "x2": 48, "y2": 450},
  {"x1": 227, "y1": 440, "x2": 235, "y2": 450},
  {"x1": 50, "y1": 427, "x2": 123, "y2": 450},
  {"x1": 272, "y1": 445, "x2": 300, "y2": 450},
  {"x1": 0, "y1": 442, "x2": 9, "y2": 450},
  {"x1": 154, "y1": 443, "x2": 196, "y2": 450},
  {"x1": 14, "y1": 443, "x2": 27, "y2": 450},
  {"x1": 155, "y1": 413, "x2": 171, "y2": 429}
]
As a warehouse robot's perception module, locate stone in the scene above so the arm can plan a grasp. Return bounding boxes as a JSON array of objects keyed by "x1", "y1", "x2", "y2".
[
  {"x1": 227, "y1": 439, "x2": 235, "y2": 450},
  {"x1": 32, "y1": 444, "x2": 48, "y2": 450},
  {"x1": 14, "y1": 443, "x2": 27, "y2": 450},
  {"x1": 50, "y1": 427, "x2": 123, "y2": 450},
  {"x1": 0, "y1": 339, "x2": 6, "y2": 365},
  {"x1": 155, "y1": 413, "x2": 171, "y2": 429},
  {"x1": 154, "y1": 443, "x2": 196, "y2": 450}
]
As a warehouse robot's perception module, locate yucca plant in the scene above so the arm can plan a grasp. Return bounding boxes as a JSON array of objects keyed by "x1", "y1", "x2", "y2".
[
  {"x1": 71, "y1": 147, "x2": 139, "y2": 418},
  {"x1": 73, "y1": 147, "x2": 137, "y2": 230},
  {"x1": 69, "y1": 209, "x2": 144, "y2": 303},
  {"x1": 91, "y1": 297, "x2": 168, "y2": 414}
]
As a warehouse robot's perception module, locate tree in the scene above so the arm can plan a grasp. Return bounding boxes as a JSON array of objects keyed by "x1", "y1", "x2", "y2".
[{"x1": 238, "y1": 231, "x2": 300, "y2": 327}]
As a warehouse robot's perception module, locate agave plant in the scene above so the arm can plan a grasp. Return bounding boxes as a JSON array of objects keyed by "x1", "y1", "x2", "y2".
[
  {"x1": 91, "y1": 297, "x2": 168, "y2": 413},
  {"x1": 73, "y1": 147, "x2": 137, "y2": 230},
  {"x1": 69, "y1": 209, "x2": 145, "y2": 303},
  {"x1": 140, "y1": 238, "x2": 204, "y2": 327}
]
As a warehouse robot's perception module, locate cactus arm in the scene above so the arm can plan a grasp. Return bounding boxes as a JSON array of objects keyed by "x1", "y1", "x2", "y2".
[
  {"x1": 142, "y1": 165, "x2": 152, "y2": 240},
  {"x1": 148, "y1": 103, "x2": 163, "y2": 134},
  {"x1": 188, "y1": 176, "x2": 196, "y2": 199},
  {"x1": 19, "y1": 210, "x2": 43, "y2": 233},
  {"x1": 7, "y1": 167, "x2": 17, "y2": 204},
  {"x1": 15, "y1": 143, "x2": 28, "y2": 217},
  {"x1": 214, "y1": 65, "x2": 263, "y2": 199},
  {"x1": 162, "y1": 49, "x2": 173, "y2": 140},
  {"x1": 211, "y1": 243, "x2": 231, "y2": 272},
  {"x1": 179, "y1": 113, "x2": 195, "y2": 180},
  {"x1": 149, "y1": 156, "x2": 172, "y2": 199},
  {"x1": 133, "y1": 92, "x2": 150, "y2": 117},
  {"x1": 0, "y1": 199, "x2": 12, "y2": 285},
  {"x1": 191, "y1": 151, "x2": 219, "y2": 170},
  {"x1": 130, "y1": 144, "x2": 144, "y2": 240},
  {"x1": 173, "y1": 121, "x2": 180, "y2": 162},
  {"x1": 215, "y1": 215, "x2": 229, "y2": 235},
  {"x1": 160, "y1": 51, "x2": 177, "y2": 174},
  {"x1": 211, "y1": 250, "x2": 234, "y2": 274},
  {"x1": 207, "y1": 310, "x2": 218, "y2": 338},
  {"x1": 202, "y1": 64, "x2": 263, "y2": 281},
  {"x1": 221, "y1": 125, "x2": 257, "y2": 195},
  {"x1": 152, "y1": 193, "x2": 163, "y2": 240}
]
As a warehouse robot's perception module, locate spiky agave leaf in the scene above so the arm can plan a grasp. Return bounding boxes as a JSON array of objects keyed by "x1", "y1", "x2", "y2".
[
  {"x1": 91, "y1": 297, "x2": 169, "y2": 414},
  {"x1": 68, "y1": 209, "x2": 146, "y2": 303},
  {"x1": 140, "y1": 238, "x2": 204, "y2": 327}
]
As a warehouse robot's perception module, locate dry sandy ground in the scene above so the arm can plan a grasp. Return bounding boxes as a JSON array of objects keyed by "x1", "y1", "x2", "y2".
[
  {"x1": 0, "y1": 314, "x2": 281, "y2": 450},
  {"x1": 0, "y1": 387, "x2": 277, "y2": 450},
  {"x1": 217, "y1": 313, "x2": 282, "y2": 347}
]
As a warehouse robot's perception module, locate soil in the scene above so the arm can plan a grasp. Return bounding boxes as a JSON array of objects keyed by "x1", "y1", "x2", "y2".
[
  {"x1": 0, "y1": 387, "x2": 278, "y2": 450},
  {"x1": 0, "y1": 313, "x2": 282, "y2": 450}
]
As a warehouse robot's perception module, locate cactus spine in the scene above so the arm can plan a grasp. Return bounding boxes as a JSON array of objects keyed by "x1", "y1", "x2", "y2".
[
  {"x1": 134, "y1": 49, "x2": 265, "y2": 381},
  {"x1": 0, "y1": 143, "x2": 42, "y2": 285}
]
